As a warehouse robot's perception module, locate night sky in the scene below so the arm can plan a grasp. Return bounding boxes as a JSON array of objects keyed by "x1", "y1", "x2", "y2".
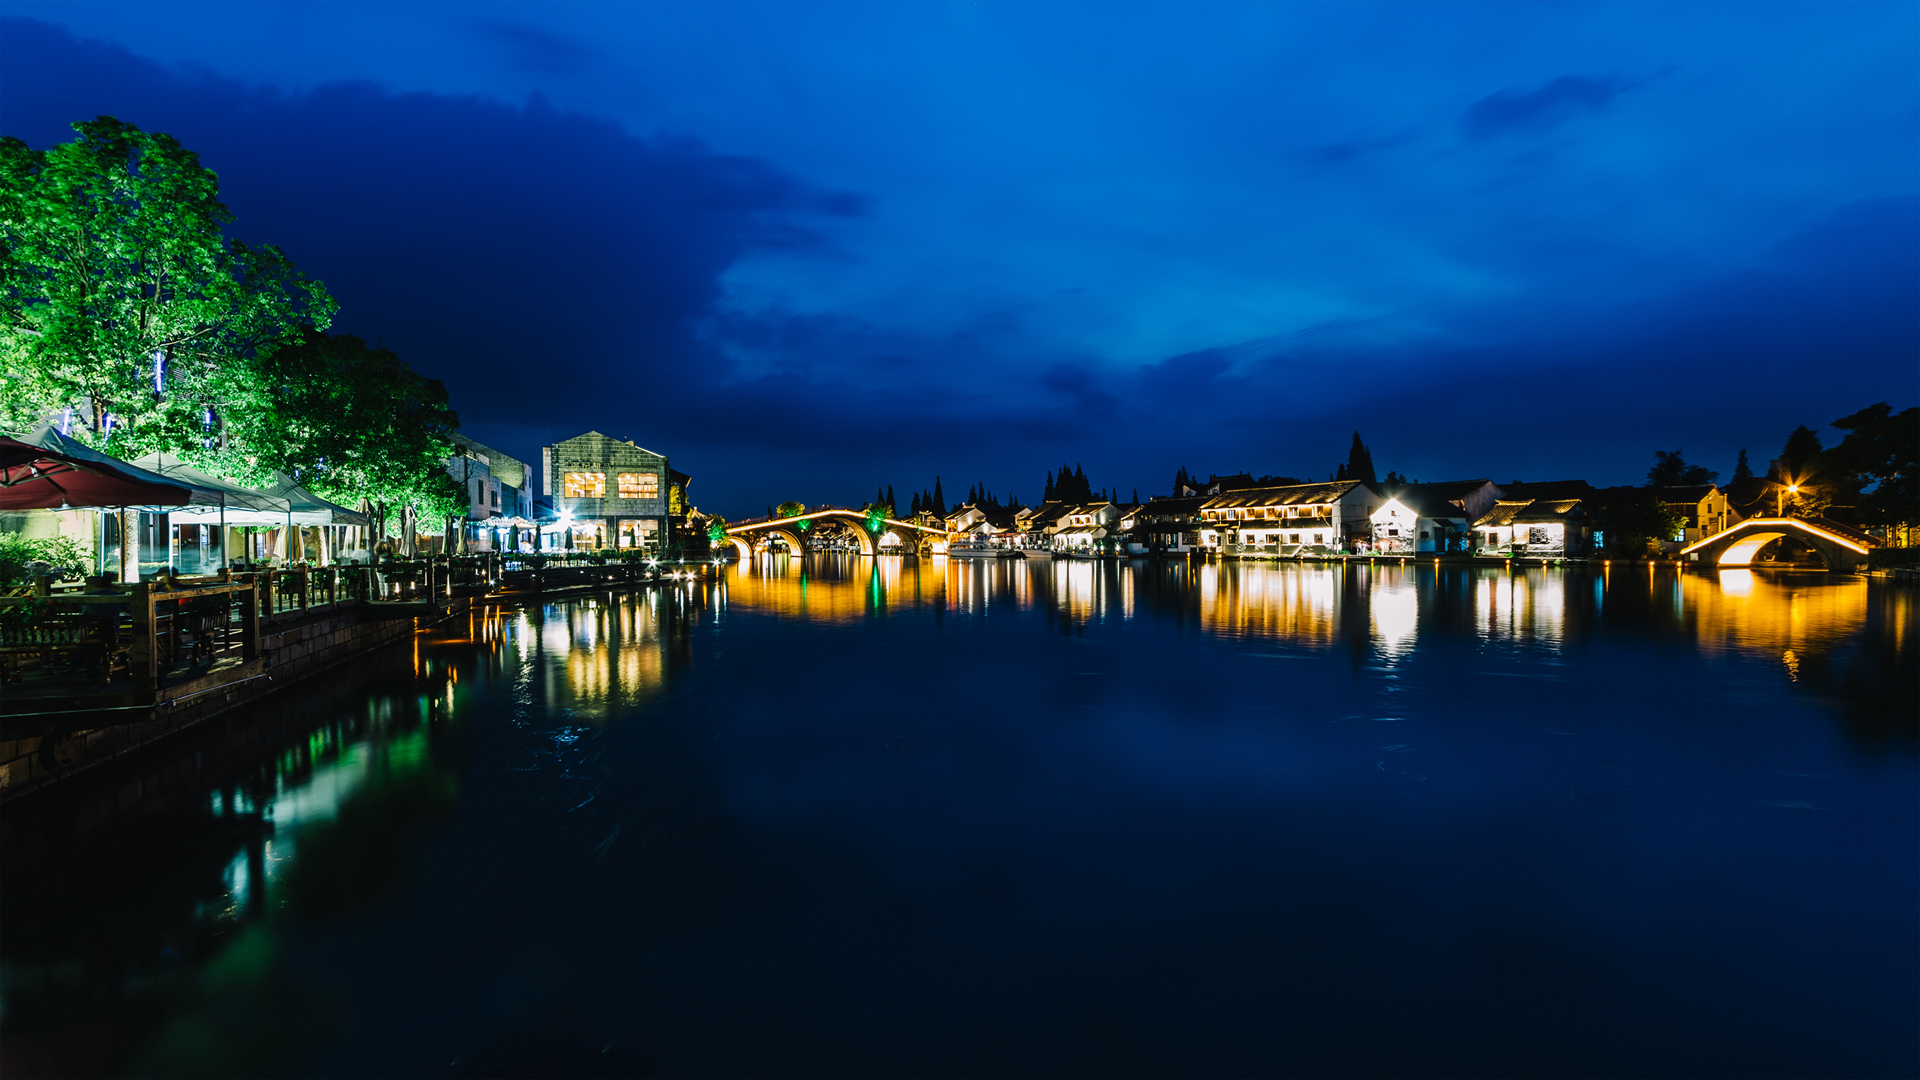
[{"x1": 3, "y1": 3, "x2": 1915, "y2": 516}]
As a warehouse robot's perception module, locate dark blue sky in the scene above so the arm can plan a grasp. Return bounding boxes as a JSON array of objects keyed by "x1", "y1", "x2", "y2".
[{"x1": 3, "y1": 3, "x2": 1915, "y2": 515}]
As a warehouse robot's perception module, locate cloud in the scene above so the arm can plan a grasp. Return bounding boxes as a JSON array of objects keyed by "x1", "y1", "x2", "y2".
[
  {"x1": 0, "y1": 17, "x2": 867, "y2": 503},
  {"x1": 470, "y1": 21, "x2": 600, "y2": 76},
  {"x1": 1461, "y1": 75, "x2": 1638, "y2": 141},
  {"x1": 3, "y1": 20, "x2": 1910, "y2": 513},
  {"x1": 1301, "y1": 129, "x2": 1418, "y2": 166}
]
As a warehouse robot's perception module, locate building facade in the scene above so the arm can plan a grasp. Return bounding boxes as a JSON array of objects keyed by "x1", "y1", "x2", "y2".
[
  {"x1": 540, "y1": 431, "x2": 680, "y2": 552},
  {"x1": 448, "y1": 434, "x2": 535, "y2": 552}
]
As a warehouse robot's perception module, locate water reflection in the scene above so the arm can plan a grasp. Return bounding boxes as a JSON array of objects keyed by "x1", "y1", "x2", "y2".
[
  {"x1": 0, "y1": 611, "x2": 515, "y2": 1077},
  {"x1": 1, "y1": 560, "x2": 1912, "y2": 1077},
  {"x1": 524, "y1": 590, "x2": 695, "y2": 718}
]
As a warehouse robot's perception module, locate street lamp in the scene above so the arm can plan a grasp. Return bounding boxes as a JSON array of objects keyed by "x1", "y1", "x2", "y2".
[{"x1": 1778, "y1": 481, "x2": 1799, "y2": 517}]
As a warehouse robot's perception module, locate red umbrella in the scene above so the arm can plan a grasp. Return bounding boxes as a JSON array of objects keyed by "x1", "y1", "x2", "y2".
[{"x1": 0, "y1": 430, "x2": 194, "y2": 510}]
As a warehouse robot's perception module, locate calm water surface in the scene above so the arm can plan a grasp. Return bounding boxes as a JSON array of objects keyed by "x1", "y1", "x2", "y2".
[{"x1": 2, "y1": 558, "x2": 1915, "y2": 1077}]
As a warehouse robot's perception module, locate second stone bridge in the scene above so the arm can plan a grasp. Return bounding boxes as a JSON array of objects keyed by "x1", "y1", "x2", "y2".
[{"x1": 723, "y1": 508, "x2": 947, "y2": 558}]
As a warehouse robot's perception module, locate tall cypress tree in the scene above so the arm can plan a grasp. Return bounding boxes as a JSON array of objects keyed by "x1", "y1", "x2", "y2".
[
  {"x1": 1345, "y1": 432, "x2": 1377, "y2": 484},
  {"x1": 885, "y1": 484, "x2": 895, "y2": 513},
  {"x1": 1732, "y1": 450, "x2": 1754, "y2": 484},
  {"x1": 910, "y1": 492, "x2": 921, "y2": 515},
  {"x1": 932, "y1": 477, "x2": 945, "y2": 515}
]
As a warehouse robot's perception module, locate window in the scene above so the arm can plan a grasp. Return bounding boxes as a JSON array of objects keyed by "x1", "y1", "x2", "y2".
[
  {"x1": 618, "y1": 473, "x2": 659, "y2": 499},
  {"x1": 617, "y1": 519, "x2": 659, "y2": 548},
  {"x1": 564, "y1": 471, "x2": 605, "y2": 498}
]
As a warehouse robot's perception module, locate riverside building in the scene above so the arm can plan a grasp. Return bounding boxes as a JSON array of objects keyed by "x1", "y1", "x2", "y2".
[{"x1": 539, "y1": 431, "x2": 689, "y2": 552}]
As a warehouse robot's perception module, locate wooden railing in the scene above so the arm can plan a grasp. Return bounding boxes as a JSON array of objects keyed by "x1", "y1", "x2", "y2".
[{"x1": 0, "y1": 578, "x2": 261, "y2": 688}]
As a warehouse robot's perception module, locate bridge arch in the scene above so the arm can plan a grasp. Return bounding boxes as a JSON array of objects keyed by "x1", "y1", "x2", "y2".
[
  {"x1": 726, "y1": 509, "x2": 946, "y2": 558},
  {"x1": 725, "y1": 536, "x2": 753, "y2": 560},
  {"x1": 1679, "y1": 517, "x2": 1872, "y2": 573},
  {"x1": 749, "y1": 527, "x2": 805, "y2": 555}
]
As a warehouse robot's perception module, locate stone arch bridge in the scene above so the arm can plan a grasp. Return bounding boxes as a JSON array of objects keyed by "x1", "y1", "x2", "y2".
[
  {"x1": 1679, "y1": 516, "x2": 1875, "y2": 572},
  {"x1": 723, "y1": 508, "x2": 947, "y2": 559}
]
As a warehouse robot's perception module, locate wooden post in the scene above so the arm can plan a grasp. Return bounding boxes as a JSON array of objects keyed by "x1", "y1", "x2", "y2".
[
  {"x1": 129, "y1": 582, "x2": 158, "y2": 685},
  {"x1": 240, "y1": 578, "x2": 260, "y2": 661}
]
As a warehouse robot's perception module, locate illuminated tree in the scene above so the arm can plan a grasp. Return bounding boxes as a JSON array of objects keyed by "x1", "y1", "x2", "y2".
[
  {"x1": 0, "y1": 118, "x2": 334, "y2": 448},
  {"x1": 215, "y1": 333, "x2": 464, "y2": 536},
  {"x1": 775, "y1": 501, "x2": 806, "y2": 519}
]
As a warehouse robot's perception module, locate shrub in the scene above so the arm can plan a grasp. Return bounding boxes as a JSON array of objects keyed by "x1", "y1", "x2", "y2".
[{"x1": 0, "y1": 534, "x2": 89, "y2": 585}]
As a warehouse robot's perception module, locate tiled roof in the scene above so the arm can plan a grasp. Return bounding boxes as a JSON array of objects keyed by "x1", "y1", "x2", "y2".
[
  {"x1": 1510, "y1": 498, "x2": 1586, "y2": 524},
  {"x1": 1498, "y1": 479, "x2": 1593, "y2": 501},
  {"x1": 1202, "y1": 480, "x2": 1373, "y2": 510}
]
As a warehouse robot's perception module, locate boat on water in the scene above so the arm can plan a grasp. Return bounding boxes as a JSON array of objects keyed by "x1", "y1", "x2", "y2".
[
  {"x1": 1016, "y1": 548, "x2": 1053, "y2": 561},
  {"x1": 945, "y1": 538, "x2": 1013, "y2": 558}
]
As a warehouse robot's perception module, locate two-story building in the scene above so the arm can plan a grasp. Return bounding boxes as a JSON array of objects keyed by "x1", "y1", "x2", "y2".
[
  {"x1": 448, "y1": 434, "x2": 535, "y2": 552},
  {"x1": 539, "y1": 431, "x2": 685, "y2": 552},
  {"x1": 1130, "y1": 495, "x2": 1208, "y2": 555},
  {"x1": 1197, "y1": 480, "x2": 1382, "y2": 552}
]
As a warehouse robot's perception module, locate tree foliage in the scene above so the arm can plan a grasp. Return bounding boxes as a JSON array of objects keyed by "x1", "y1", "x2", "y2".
[
  {"x1": 1731, "y1": 449, "x2": 1754, "y2": 485},
  {"x1": 1601, "y1": 495, "x2": 1683, "y2": 555},
  {"x1": 1336, "y1": 431, "x2": 1376, "y2": 484},
  {"x1": 1646, "y1": 450, "x2": 1718, "y2": 487},
  {"x1": 774, "y1": 501, "x2": 806, "y2": 519},
  {"x1": 212, "y1": 333, "x2": 465, "y2": 525},
  {"x1": 1, "y1": 119, "x2": 468, "y2": 537},
  {"x1": 1823, "y1": 402, "x2": 1917, "y2": 526},
  {"x1": 1775, "y1": 425, "x2": 1824, "y2": 482},
  {"x1": 0, "y1": 118, "x2": 335, "y2": 448}
]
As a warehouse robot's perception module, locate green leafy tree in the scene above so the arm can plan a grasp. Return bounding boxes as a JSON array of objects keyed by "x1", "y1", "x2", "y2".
[
  {"x1": 706, "y1": 515, "x2": 729, "y2": 544},
  {"x1": 774, "y1": 501, "x2": 806, "y2": 520},
  {"x1": 0, "y1": 117, "x2": 334, "y2": 448},
  {"x1": 207, "y1": 333, "x2": 464, "y2": 537}
]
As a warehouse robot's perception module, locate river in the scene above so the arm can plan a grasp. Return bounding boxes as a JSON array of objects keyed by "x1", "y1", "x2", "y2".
[{"x1": 2, "y1": 558, "x2": 1915, "y2": 1077}]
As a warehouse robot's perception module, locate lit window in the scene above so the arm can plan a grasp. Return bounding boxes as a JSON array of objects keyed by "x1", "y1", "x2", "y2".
[
  {"x1": 563, "y1": 472, "x2": 605, "y2": 498},
  {"x1": 618, "y1": 473, "x2": 659, "y2": 499}
]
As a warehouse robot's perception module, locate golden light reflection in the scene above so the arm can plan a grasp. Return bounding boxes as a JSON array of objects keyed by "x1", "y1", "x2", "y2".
[
  {"x1": 533, "y1": 591, "x2": 682, "y2": 717},
  {"x1": 1474, "y1": 567, "x2": 1568, "y2": 645},
  {"x1": 1679, "y1": 569, "x2": 1869, "y2": 667},
  {"x1": 1200, "y1": 562, "x2": 1339, "y2": 645}
]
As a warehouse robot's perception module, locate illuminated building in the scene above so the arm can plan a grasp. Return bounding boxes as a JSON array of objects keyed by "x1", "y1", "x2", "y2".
[{"x1": 538, "y1": 431, "x2": 690, "y2": 551}]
